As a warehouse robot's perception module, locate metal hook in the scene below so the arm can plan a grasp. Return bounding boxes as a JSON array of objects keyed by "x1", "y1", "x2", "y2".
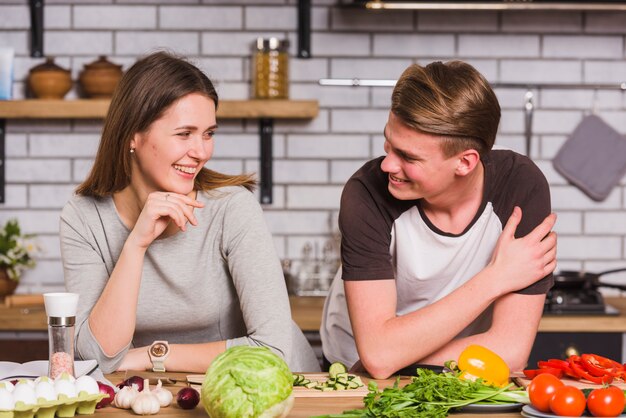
[{"x1": 524, "y1": 90, "x2": 534, "y2": 157}]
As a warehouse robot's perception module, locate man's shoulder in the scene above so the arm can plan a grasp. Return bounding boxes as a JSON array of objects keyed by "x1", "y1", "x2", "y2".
[{"x1": 486, "y1": 149, "x2": 547, "y2": 185}]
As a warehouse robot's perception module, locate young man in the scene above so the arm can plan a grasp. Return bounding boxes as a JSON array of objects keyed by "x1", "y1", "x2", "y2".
[{"x1": 320, "y1": 61, "x2": 557, "y2": 379}]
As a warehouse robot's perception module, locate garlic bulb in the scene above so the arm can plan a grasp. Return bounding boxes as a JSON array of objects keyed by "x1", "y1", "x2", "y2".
[
  {"x1": 151, "y1": 380, "x2": 172, "y2": 407},
  {"x1": 131, "y1": 379, "x2": 160, "y2": 415},
  {"x1": 114, "y1": 385, "x2": 139, "y2": 409}
]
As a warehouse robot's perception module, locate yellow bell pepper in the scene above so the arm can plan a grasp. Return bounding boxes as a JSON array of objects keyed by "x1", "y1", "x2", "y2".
[{"x1": 457, "y1": 344, "x2": 510, "y2": 387}]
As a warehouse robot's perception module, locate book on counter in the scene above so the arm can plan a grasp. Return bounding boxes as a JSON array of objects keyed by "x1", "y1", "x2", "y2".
[{"x1": 0, "y1": 359, "x2": 98, "y2": 380}]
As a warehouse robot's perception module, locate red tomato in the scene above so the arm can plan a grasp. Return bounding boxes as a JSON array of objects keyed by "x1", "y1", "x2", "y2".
[
  {"x1": 587, "y1": 386, "x2": 626, "y2": 417},
  {"x1": 549, "y1": 385, "x2": 586, "y2": 417},
  {"x1": 528, "y1": 373, "x2": 565, "y2": 412}
]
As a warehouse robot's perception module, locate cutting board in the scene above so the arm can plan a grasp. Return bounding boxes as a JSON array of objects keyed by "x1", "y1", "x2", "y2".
[
  {"x1": 512, "y1": 372, "x2": 626, "y2": 390},
  {"x1": 187, "y1": 373, "x2": 370, "y2": 398}
]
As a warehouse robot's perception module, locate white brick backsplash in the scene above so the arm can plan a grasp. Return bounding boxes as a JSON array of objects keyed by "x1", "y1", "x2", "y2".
[
  {"x1": 331, "y1": 9, "x2": 413, "y2": 32},
  {"x1": 116, "y1": 31, "x2": 198, "y2": 55},
  {"x1": 29, "y1": 185, "x2": 76, "y2": 208},
  {"x1": 1, "y1": 3, "x2": 626, "y2": 287},
  {"x1": 202, "y1": 32, "x2": 282, "y2": 55},
  {"x1": 332, "y1": 109, "x2": 388, "y2": 133},
  {"x1": 0, "y1": 6, "x2": 28, "y2": 29},
  {"x1": 73, "y1": 159, "x2": 94, "y2": 182},
  {"x1": 290, "y1": 58, "x2": 328, "y2": 81},
  {"x1": 291, "y1": 84, "x2": 369, "y2": 108},
  {"x1": 274, "y1": 160, "x2": 328, "y2": 183},
  {"x1": 585, "y1": 212, "x2": 626, "y2": 234},
  {"x1": 161, "y1": 6, "x2": 241, "y2": 30},
  {"x1": 417, "y1": 11, "x2": 497, "y2": 32},
  {"x1": 29, "y1": 134, "x2": 99, "y2": 157},
  {"x1": 586, "y1": 12, "x2": 626, "y2": 34},
  {"x1": 500, "y1": 60, "x2": 582, "y2": 83},
  {"x1": 213, "y1": 134, "x2": 260, "y2": 158},
  {"x1": 330, "y1": 160, "x2": 367, "y2": 184},
  {"x1": 195, "y1": 57, "x2": 244, "y2": 81},
  {"x1": 287, "y1": 135, "x2": 369, "y2": 158},
  {"x1": 533, "y1": 110, "x2": 584, "y2": 135},
  {"x1": 45, "y1": 31, "x2": 112, "y2": 55},
  {"x1": 584, "y1": 61, "x2": 626, "y2": 84},
  {"x1": 0, "y1": 211, "x2": 63, "y2": 234},
  {"x1": 256, "y1": 185, "x2": 285, "y2": 209},
  {"x1": 553, "y1": 211, "x2": 582, "y2": 234},
  {"x1": 558, "y1": 236, "x2": 622, "y2": 260},
  {"x1": 75, "y1": 6, "x2": 156, "y2": 29},
  {"x1": 46, "y1": 6, "x2": 71, "y2": 29},
  {"x1": 19, "y1": 260, "x2": 64, "y2": 285},
  {"x1": 36, "y1": 235, "x2": 62, "y2": 260},
  {"x1": 330, "y1": 58, "x2": 411, "y2": 79},
  {"x1": 556, "y1": 260, "x2": 583, "y2": 271},
  {"x1": 544, "y1": 36, "x2": 623, "y2": 59},
  {"x1": 501, "y1": 11, "x2": 582, "y2": 33},
  {"x1": 287, "y1": 185, "x2": 341, "y2": 209},
  {"x1": 459, "y1": 35, "x2": 539, "y2": 58},
  {"x1": 245, "y1": 6, "x2": 295, "y2": 30},
  {"x1": 374, "y1": 34, "x2": 455, "y2": 58},
  {"x1": 551, "y1": 186, "x2": 621, "y2": 210},
  {"x1": 264, "y1": 210, "x2": 332, "y2": 234},
  {"x1": 311, "y1": 33, "x2": 370, "y2": 57},
  {"x1": 6, "y1": 134, "x2": 27, "y2": 157},
  {"x1": 0, "y1": 185, "x2": 28, "y2": 209},
  {"x1": 0, "y1": 31, "x2": 27, "y2": 54},
  {"x1": 6, "y1": 160, "x2": 71, "y2": 183}
]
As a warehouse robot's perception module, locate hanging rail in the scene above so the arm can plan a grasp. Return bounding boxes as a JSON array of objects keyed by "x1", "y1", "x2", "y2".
[{"x1": 319, "y1": 79, "x2": 626, "y2": 90}]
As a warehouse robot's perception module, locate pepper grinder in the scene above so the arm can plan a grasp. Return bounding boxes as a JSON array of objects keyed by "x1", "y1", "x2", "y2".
[{"x1": 43, "y1": 292, "x2": 79, "y2": 379}]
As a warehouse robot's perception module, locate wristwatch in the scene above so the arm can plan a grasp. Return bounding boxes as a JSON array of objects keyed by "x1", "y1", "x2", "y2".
[{"x1": 148, "y1": 340, "x2": 170, "y2": 372}]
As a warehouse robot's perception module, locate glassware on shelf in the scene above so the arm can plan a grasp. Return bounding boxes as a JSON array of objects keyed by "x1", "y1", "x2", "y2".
[{"x1": 252, "y1": 37, "x2": 289, "y2": 100}]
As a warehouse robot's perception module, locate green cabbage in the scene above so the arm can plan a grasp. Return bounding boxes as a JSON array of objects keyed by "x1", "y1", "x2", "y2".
[{"x1": 201, "y1": 346, "x2": 294, "y2": 418}]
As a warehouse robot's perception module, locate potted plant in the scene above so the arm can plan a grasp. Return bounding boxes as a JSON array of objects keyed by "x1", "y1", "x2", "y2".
[{"x1": 0, "y1": 219, "x2": 38, "y2": 297}]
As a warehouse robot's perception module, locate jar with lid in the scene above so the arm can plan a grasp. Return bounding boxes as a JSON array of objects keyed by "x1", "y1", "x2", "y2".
[
  {"x1": 28, "y1": 57, "x2": 72, "y2": 99},
  {"x1": 252, "y1": 38, "x2": 289, "y2": 99}
]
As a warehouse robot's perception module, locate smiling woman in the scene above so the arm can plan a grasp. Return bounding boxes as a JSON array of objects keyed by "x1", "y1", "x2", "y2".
[{"x1": 59, "y1": 51, "x2": 320, "y2": 374}]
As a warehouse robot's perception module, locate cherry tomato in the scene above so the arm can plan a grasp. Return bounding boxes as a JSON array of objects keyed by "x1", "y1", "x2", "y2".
[
  {"x1": 549, "y1": 385, "x2": 586, "y2": 417},
  {"x1": 528, "y1": 373, "x2": 565, "y2": 412},
  {"x1": 587, "y1": 386, "x2": 626, "y2": 417}
]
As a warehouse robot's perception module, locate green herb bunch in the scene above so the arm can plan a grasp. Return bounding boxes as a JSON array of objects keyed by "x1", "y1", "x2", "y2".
[
  {"x1": 0, "y1": 219, "x2": 38, "y2": 281},
  {"x1": 315, "y1": 368, "x2": 528, "y2": 418}
]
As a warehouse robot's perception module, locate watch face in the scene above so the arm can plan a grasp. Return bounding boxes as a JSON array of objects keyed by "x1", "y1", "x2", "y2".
[{"x1": 150, "y1": 342, "x2": 168, "y2": 357}]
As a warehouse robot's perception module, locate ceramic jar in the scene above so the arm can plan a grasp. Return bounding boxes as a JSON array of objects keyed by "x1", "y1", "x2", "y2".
[
  {"x1": 79, "y1": 55, "x2": 123, "y2": 98},
  {"x1": 28, "y1": 57, "x2": 72, "y2": 99}
]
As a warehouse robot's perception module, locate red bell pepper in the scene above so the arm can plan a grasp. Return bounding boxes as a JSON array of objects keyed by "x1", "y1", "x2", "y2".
[
  {"x1": 580, "y1": 354, "x2": 623, "y2": 378},
  {"x1": 523, "y1": 367, "x2": 564, "y2": 379},
  {"x1": 568, "y1": 355, "x2": 614, "y2": 384}
]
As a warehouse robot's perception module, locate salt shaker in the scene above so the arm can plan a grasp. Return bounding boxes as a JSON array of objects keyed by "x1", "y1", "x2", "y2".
[{"x1": 43, "y1": 293, "x2": 79, "y2": 379}]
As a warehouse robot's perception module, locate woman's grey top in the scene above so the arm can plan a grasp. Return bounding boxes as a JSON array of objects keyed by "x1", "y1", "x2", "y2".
[{"x1": 60, "y1": 186, "x2": 320, "y2": 373}]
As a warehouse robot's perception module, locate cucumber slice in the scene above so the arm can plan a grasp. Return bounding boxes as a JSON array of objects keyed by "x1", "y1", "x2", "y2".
[{"x1": 328, "y1": 362, "x2": 348, "y2": 378}]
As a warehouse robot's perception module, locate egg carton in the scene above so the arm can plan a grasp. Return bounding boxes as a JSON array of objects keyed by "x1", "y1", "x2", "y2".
[{"x1": 0, "y1": 393, "x2": 108, "y2": 418}]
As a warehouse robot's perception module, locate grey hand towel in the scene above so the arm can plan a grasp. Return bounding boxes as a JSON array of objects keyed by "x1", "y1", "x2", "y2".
[{"x1": 553, "y1": 114, "x2": 626, "y2": 201}]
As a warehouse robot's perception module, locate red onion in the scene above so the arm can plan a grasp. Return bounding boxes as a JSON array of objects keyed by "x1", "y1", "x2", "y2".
[
  {"x1": 96, "y1": 382, "x2": 115, "y2": 409},
  {"x1": 176, "y1": 387, "x2": 200, "y2": 409},
  {"x1": 116, "y1": 375, "x2": 144, "y2": 391}
]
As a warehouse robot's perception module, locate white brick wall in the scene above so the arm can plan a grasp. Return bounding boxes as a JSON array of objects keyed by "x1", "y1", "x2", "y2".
[{"x1": 1, "y1": 2, "x2": 626, "y2": 293}]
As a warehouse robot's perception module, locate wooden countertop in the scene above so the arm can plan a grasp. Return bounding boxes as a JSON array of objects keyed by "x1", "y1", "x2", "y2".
[
  {"x1": 102, "y1": 371, "x2": 520, "y2": 418},
  {"x1": 3, "y1": 296, "x2": 626, "y2": 334}
]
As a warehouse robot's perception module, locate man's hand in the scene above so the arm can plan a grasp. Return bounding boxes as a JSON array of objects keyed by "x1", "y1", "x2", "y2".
[{"x1": 488, "y1": 206, "x2": 557, "y2": 294}]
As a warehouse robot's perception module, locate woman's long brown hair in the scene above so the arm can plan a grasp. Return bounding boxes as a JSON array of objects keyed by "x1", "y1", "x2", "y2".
[{"x1": 76, "y1": 51, "x2": 255, "y2": 197}]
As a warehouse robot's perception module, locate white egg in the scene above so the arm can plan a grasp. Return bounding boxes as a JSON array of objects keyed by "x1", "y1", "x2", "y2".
[
  {"x1": 54, "y1": 378, "x2": 77, "y2": 398},
  {"x1": 0, "y1": 388, "x2": 14, "y2": 410},
  {"x1": 12, "y1": 383, "x2": 37, "y2": 406},
  {"x1": 0, "y1": 381, "x2": 14, "y2": 392},
  {"x1": 35, "y1": 380, "x2": 57, "y2": 402},
  {"x1": 33, "y1": 376, "x2": 51, "y2": 385},
  {"x1": 54, "y1": 373, "x2": 75, "y2": 383},
  {"x1": 74, "y1": 375, "x2": 99, "y2": 396}
]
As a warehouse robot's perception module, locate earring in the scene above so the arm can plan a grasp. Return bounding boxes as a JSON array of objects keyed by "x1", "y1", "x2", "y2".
[{"x1": 130, "y1": 148, "x2": 135, "y2": 154}]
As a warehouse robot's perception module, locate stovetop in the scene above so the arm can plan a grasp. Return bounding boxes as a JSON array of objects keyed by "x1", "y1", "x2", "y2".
[{"x1": 543, "y1": 288, "x2": 620, "y2": 316}]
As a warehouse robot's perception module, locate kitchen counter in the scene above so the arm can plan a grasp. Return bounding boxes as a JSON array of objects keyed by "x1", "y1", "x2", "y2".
[
  {"x1": 102, "y1": 371, "x2": 521, "y2": 418},
  {"x1": 2, "y1": 296, "x2": 626, "y2": 333}
]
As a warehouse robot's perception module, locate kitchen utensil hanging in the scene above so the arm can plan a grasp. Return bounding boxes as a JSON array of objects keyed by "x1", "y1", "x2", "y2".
[{"x1": 524, "y1": 90, "x2": 534, "y2": 157}]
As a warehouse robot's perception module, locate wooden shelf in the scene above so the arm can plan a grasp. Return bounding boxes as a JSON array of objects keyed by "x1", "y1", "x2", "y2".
[{"x1": 0, "y1": 99, "x2": 319, "y2": 120}]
